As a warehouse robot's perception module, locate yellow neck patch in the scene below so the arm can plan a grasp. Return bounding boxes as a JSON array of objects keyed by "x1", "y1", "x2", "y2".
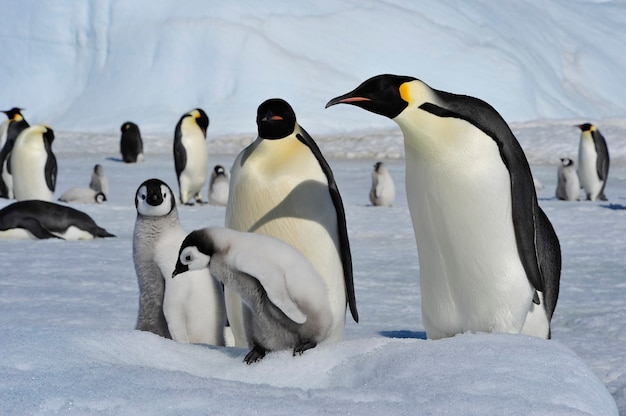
[{"x1": 399, "y1": 82, "x2": 412, "y2": 105}]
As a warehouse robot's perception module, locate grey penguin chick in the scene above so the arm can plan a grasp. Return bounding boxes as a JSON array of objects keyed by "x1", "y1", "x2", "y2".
[
  {"x1": 89, "y1": 164, "x2": 109, "y2": 198},
  {"x1": 208, "y1": 165, "x2": 230, "y2": 206},
  {"x1": 133, "y1": 178, "x2": 225, "y2": 344},
  {"x1": 369, "y1": 161, "x2": 395, "y2": 207},
  {"x1": 173, "y1": 227, "x2": 333, "y2": 364},
  {"x1": 556, "y1": 158, "x2": 580, "y2": 201},
  {"x1": 59, "y1": 187, "x2": 106, "y2": 204}
]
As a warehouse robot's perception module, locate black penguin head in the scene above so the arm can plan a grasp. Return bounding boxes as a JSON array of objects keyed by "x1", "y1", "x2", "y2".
[
  {"x1": 256, "y1": 98, "x2": 297, "y2": 140},
  {"x1": 135, "y1": 178, "x2": 176, "y2": 216},
  {"x1": 560, "y1": 157, "x2": 574, "y2": 167},
  {"x1": 576, "y1": 123, "x2": 593, "y2": 132},
  {"x1": 172, "y1": 229, "x2": 215, "y2": 278},
  {"x1": 374, "y1": 161, "x2": 383, "y2": 172},
  {"x1": 2, "y1": 107, "x2": 25, "y2": 121},
  {"x1": 121, "y1": 121, "x2": 140, "y2": 134},
  {"x1": 214, "y1": 165, "x2": 226, "y2": 176},
  {"x1": 191, "y1": 108, "x2": 209, "y2": 136},
  {"x1": 326, "y1": 74, "x2": 417, "y2": 119},
  {"x1": 42, "y1": 126, "x2": 55, "y2": 146}
]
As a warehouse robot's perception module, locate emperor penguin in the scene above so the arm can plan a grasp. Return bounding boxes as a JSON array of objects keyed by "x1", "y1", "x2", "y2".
[
  {"x1": 173, "y1": 227, "x2": 333, "y2": 364},
  {"x1": 556, "y1": 158, "x2": 580, "y2": 201},
  {"x1": 225, "y1": 98, "x2": 358, "y2": 347},
  {"x1": 133, "y1": 178, "x2": 225, "y2": 344},
  {"x1": 173, "y1": 109, "x2": 209, "y2": 205},
  {"x1": 58, "y1": 188, "x2": 106, "y2": 204},
  {"x1": 0, "y1": 200, "x2": 114, "y2": 240},
  {"x1": 0, "y1": 108, "x2": 29, "y2": 199},
  {"x1": 120, "y1": 121, "x2": 144, "y2": 163},
  {"x1": 369, "y1": 161, "x2": 395, "y2": 207},
  {"x1": 208, "y1": 164, "x2": 230, "y2": 206},
  {"x1": 576, "y1": 123, "x2": 609, "y2": 201},
  {"x1": 327, "y1": 75, "x2": 561, "y2": 340},
  {"x1": 89, "y1": 164, "x2": 109, "y2": 199},
  {"x1": 10, "y1": 125, "x2": 57, "y2": 202}
]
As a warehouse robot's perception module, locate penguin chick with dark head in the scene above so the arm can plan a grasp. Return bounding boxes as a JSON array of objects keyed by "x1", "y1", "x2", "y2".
[
  {"x1": 133, "y1": 178, "x2": 225, "y2": 344},
  {"x1": 173, "y1": 227, "x2": 333, "y2": 364}
]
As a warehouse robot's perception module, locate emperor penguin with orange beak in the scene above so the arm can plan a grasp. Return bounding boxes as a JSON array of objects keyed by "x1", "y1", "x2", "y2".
[{"x1": 327, "y1": 75, "x2": 561, "y2": 340}]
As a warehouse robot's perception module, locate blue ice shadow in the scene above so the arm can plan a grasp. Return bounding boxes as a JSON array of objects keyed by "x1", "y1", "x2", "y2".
[
  {"x1": 600, "y1": 203, "x2": 626, "y2": 211},
  {"x1": 379, "y1": 330, "x2": 427, "y2": 340}
]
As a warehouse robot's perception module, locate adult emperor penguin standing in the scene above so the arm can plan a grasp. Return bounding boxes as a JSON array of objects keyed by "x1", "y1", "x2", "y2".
[
  {"x1": 0, "y1": 108, "x2": 29, "y2": 199},
  {"x1": 133, "y1": 178, "x2": 225, "y2": 344},
  {"x1": 173, "y1": 108, "x2": 209, "y2": 205},
  {"x1": 576, "y1": 123, "x2": 609, "y2": 201},
  {"x1": 556, "y1": 158, "x2": 580, "y2": 201},
  {"x1": 225, "y1": 98, "x2": 358, "y2": 347},
  {"x1": 10, "y1": 125, "x2": 57, "y2": 202},
  {"x1": 327, "y1": 75, "x2": 561, "y2": 340}
]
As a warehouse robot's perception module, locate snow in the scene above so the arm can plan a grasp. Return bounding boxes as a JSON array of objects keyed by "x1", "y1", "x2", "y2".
[{"x1": 1, "y1": 1, "x2": 625, "y2": 414}]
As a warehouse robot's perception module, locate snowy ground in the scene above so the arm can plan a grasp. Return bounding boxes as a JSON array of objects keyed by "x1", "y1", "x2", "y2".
[{"x1": 0, "y1": 120, "x2": 623, "y2": 415}]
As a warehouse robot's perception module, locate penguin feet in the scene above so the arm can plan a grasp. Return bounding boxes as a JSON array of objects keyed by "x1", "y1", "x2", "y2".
[
  {"x1": 244, "y1": 345, "x2": 267, "y2": 365},
  {"x1": 293, "y1": 340, "x2": 317, "y2": 356}
]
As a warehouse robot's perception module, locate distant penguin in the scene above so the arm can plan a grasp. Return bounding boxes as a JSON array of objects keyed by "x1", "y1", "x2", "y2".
[
  {"x1": 133, "y1": 178, "x2": 225, "y2": 344},
  {"x1": 0, "y1": 108, "x2": 29, "y2": 199},
  {"x1": 58, "y1": 188, "x2": 106, "y2": 204},
  {"x1": 173, "y1": 227, "x2": 333, "y2": 364},
  {"x1": 369, "y1": 161, "x2": 395, "y2": 207},
  {"x1": 556, "y1": 158, "x2": 580, "y2": 201},
  {"x1": 10, "y1": 125, "x2": 57, "y2": 202},
  {"x1": 576, "y1": 123, "x2": 609, "y2": 201},
  {"x1": 0, "y1": 200, "x2": 115, "y2": 240},
  {"x1": 89, "y1": 164, "x2": 109, "y2": 199},
  {"x1": 208, "y1": 165, "x2": 230, "y2": 206},
  {"x1": 327, "y1": 74, "x2": 561, "y2": 340},
  {"x1": 225, "y1": 98, "x2": 357, "y2": 348},
  {"x1": 173, "y1": 109, "x2": 209, "y2": 205},
  {"x1": 120, "y1": 121, "x2": 144, "y2": 163}
]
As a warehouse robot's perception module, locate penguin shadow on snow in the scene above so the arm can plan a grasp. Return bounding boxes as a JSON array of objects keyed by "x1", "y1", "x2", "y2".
[
  {"x1": 379, "y1": 330, "x2": 427, "y2": 339},
  {"x1": 600, "y1": 203, "x2": 626, "y2": 210}
]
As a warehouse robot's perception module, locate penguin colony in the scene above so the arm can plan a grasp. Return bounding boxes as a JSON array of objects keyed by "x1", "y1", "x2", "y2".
[{"x1": 6, "y1": 71, "x2": 611, "y2": 362}]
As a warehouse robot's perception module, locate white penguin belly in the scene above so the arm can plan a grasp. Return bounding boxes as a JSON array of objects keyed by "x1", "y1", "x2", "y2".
[
  {"x1": 227, "y1": 138, "x2": 346, "y2": 344},
  {"x1": 12, "y1": 141, "x2": 52, "y2": 202},
  {"x1": 0, "y1": 228, "x2": 37, "y2": 239},
  {"x1": 578, "y1": 139, "x2": 601, "y2": 199},
  {"x1": 179, "y1": 131, "x2": 208, "y2": 198},
  {"x1": 400, "y1": 118, "x2": 534, "y2": 339},
  {"x1": 54, "y1": 226, "x2": 95, "y2": 240}
]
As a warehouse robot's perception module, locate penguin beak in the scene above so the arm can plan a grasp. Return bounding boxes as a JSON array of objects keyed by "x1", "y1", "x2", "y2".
[
  {"x1": 172, "y1": 262, "x2": 188, "y2": 278},
  {"x1": 325, "y1": 96, "x2": 371, "y2": 108}
]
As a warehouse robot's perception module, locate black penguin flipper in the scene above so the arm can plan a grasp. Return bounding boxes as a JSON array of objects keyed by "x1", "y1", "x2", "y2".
[
  {"x1": 534, "y1": 207, "x2": 561, "y2": 322},
  {"x1": 18, "y1": 217, "x2": 62, "y2": 239},
  {"x1": 296, "y1": 128, "x2": 358, "y2": 323},
  {"x1": 173, "y1": 121, "x2": 187, "y2": 180},
  {"x1": 593, "y1": 129, "x2": 610, "y2": 182},
  {"x1": 44, "y1": 151, "x2": 57, "y2": 193}
]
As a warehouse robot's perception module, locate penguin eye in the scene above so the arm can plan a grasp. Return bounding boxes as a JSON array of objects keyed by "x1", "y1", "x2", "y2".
[{"x1": 141, "y1": 194, "x2": 146, "y2": 201}]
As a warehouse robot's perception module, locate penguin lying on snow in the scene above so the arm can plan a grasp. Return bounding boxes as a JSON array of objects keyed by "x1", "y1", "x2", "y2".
[
  {"x1": 58, "y1": 188, "x2": 106, "y2": 204},
  {"x1": 327, "y1": 74, "x2": 561, "y2": 340},
  {"x1": 225, "y1": 98, "x2": 357, "y2": 348},
  {"x1": 173, "y1": 227, "x2": 333, "y2": 364},
  {"x1": 0, "y1": 200, "x2": 115, "y2": 240},
  {"x1": 133, "y1": 178, "x2": 225, "y2": 344}
]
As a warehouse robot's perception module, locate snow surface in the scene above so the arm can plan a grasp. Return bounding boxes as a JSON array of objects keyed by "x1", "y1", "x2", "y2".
[{"x1": 1, "y1": 1, "x2": 625, "y2": 414}]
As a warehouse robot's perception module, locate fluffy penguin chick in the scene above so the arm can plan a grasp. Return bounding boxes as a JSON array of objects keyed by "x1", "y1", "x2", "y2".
[
  {"x1": 556, "y1": 158, "x2": 580, "y2": 201},
  {"x1": 59, "y1": 187, "x2": 106, "y2": 204},
  {"x1": 89, "y1": 164, "x2": 109, "y2": 198},
  {"x1": 173, "y1": 227, "x2": 333, "y2": 364},
  {"x1": 369, "y1": 161, "x2": 395, "y2": 206},
  {"x1": 208, "y1": 165, "x2": 230, "y2": 206},
  {"x1": 133, "y1": 178, "x2": 225, "y2": 344}
]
